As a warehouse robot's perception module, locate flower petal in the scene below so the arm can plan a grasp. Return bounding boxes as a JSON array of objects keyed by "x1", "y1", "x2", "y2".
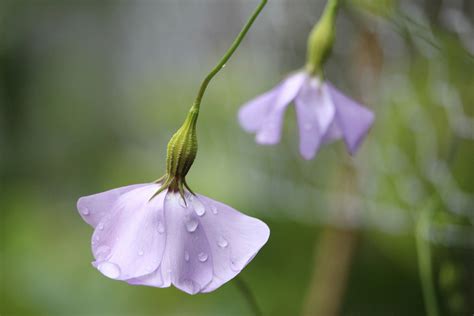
[
  {"x1": 238, "y1": 72, "x2": 307, "y2": 144},
  {"x1": 77, "y1": 183, "x2": 148, "y2": 228},
  {"x1": 255, "y1": 72, "x2": 307, "y2": 145},
  {"x1": 91, "y1": 184, "x2": 166, "y2": 281},
  {"x1": 327, "y1": 83, "x2": 375, "y2": 154},
  {"x1": 294, "y1": 79, "x2": 336, "y2": 160},
  {"x1": 160, "y1": 192, "x2": 214, "y2": 294},
  {"x1": 194, "y1": 194, "x2": 270, "y2": 293},
  {"x1": 238, "y1": 90, "x2": 277, "y2": 133},
  {"x1": 130, "y1": 192, "x2": 269, "y2": 294}
]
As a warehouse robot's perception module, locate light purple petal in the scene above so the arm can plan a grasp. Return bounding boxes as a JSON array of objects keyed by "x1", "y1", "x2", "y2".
[
  {"x1": 163, "y1": 192, "x2": 214, "y2": 294},
  {"x1": 294, "y1": 79, "x2": 336, "y2": 160},
  {"x1": 91, "y1": 184, "x2": 166, "y2": 281},
  {"x1": 238, "y1": 90, "x2": 277, "y2": 133},
  {"x1": 77, "y1": 183, "x2": 148, "y2": 228},
  {"x1": 327, "y1": 83, "x2": 375, "y2": 154},
  {"x1": 321, "y1": 120, "x2": 343, "y2": 145},
  {"x1": 195, "y1": 194, "x2": 269, "y2": 293},
  {"x1": 130, "y1": 192, "x2": 270, "y2": 294},
  {"x1": 238, "y1": 72, "x2": 307, "y2": 145}
]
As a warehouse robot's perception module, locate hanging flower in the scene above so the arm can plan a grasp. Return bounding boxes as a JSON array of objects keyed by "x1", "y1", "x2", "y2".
[
  {"x1": 238, "y1": 73, "x2": 374, "y2": 160},
  {"x1": 238, "y1": 0, "x2": 374, "y2": 160},
  {"x1": 77, "y1": 183, "x2": 269, "y2": 294},
  {"x1": 76, "y1": 0, "x2": 271, "y2": 296}
]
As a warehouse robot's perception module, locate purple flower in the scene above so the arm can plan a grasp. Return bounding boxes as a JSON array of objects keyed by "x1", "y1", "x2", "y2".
[
  {"x1": 77, "y1": 183, "x2": 269, "y2": 294},
  {"x1": 238, "y1": 71, "x2": 375, "y2": 160}
]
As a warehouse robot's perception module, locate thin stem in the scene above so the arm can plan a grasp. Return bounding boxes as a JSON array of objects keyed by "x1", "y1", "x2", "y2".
[
  {"x1": 193, "y1": 0, "x2": 267, "y2": 110},
  {"x1": 234, "y1": 276, "x2": 262, "y2": 316},
  {"x1": 416, "y1": 207, "x2": 440, "y2": 316}
]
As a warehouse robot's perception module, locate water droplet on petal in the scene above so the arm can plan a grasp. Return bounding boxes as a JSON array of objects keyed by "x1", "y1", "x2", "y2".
[
  {"x1": 98, "y1": 262, "x2": 121, "y2": 279},
  {"x1": 81, "y1": 208, "x2": 90, "y2": 215},
  {"x1": 217, "y1": 237, "x2": 228, "y2": 248},
  {"x1": 138, "y1": 250, "x2": 144, "y2": 256},
  {"x1": 230, "y1": 259, "x2": 240, "y2": 272},
  {"x1": 211, "y1": 206, "x2": 218, "y2": 215},
  {"x1": 157, "y1": 220, "x2": 165, "y2": 234},
  {"x1": 98, "y1": 223, "x2": 104, "y2": 230},
  {"x1": 184, "y1": 251, "x2": 190, "y2": 262},
  {"x1": 192, "y1": 199, "x2": 206, "y2": 216},
  {"x1": 185, "y1": 219, "x2": 199, "y2": 232},
  {"x1": 198, "y1": 252, "x2": 208, "y2": 262}
]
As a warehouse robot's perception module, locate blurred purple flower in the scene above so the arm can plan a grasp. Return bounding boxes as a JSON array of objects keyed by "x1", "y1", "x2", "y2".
[
  {"x1": 238, "y1": 72, "x2": 374, "y2": 159},
  {"x1": 77, "y1": 183, "x2": 269, "y2": 295}
]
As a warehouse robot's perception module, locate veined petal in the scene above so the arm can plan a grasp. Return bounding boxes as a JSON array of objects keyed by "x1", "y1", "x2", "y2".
[
  {"x1": 195, "y1": 194, "x2": 269, "y2": 293},
  {"x1": 327, "y1": 83, "x2": 375, "y2": 154},
  {"x1": 77, "y1": 183, "x2": 148, "y2": 228},
  {"x1": 91, "y1": 184, "x2": 166, "y2": 281},
  {"x1": 294, "y1": 79, "x2": 336, "y2": 160},
  {"x1": 162, "y1": 192, "x2": 214, "y2": 294},
  {"x1": 129, "y1": 192, "x2": 270, "y2": 294},
  {"x1": 238, "y1": 72, "x2": 307, "y2": 144}
]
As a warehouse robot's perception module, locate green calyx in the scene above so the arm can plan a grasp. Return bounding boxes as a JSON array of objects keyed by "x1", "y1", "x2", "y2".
[
  {"x1": 151, "y1": 104, "x2": 199, "y2": 200},
  {"x1": 305, "y1": 0, "x2": 340, "y2": 77}
]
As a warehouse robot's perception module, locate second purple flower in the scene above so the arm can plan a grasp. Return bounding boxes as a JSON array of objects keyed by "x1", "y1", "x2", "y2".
[{"x1": 238, "y1": 72, "x2": 374, "y2": 160}]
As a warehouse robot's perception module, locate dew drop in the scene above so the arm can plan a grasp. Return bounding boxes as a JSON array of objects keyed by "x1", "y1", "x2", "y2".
[
  {"x1": 185, "y1": 219, "x2": 199, "y2": 232},
  {"x1": 211, "y1": 206, "x2": 218, "y2": 215},
  {"x1": 230, "y1": 259, "x2": 240, "y2": 272},
  {"x1": 193, "y1": 199, "x2": 206, "y2": 216},
  {"x1": 217, "y1": 237, "x2": 228, "y2": 248},
  {"x1": 198, "y1": 252, "x2": 208, "y2": 262},
  {"x1": 81, "y1": 208, "x2": 90, "y2": 216},
  {"x1": 98, "y1": 262, "x2": 121, "y2": 279},
  {"x1": 184, "y1": 251, "x2": 190, "y2": 262},
  {"x1": 98, "y1": 223, "x2": 104, "y2": 230},
  {"x1": 138, "y1": 250, "x2": 144, "y2": 256},
  {"x1": 157, "y1": 220, "x2": 165, "y2": 234}
]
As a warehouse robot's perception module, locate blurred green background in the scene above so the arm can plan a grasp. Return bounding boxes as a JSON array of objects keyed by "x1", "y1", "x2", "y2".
[{"x1": 1, "y1": 0, "x2": 473, "y2": 315}]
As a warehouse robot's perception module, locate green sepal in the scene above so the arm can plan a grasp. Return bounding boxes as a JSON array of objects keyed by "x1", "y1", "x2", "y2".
[
  {"x1": 305, "y1": 0, "x2": 340, "y2": 76},
  {"x1": 150, "y1": 104, "x2": 199, "y2": 202}
]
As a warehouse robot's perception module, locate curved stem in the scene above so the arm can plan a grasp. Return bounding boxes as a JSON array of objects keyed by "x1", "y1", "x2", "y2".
[
  {"x1": 193, "y1": 0, "x2": 267, "y2": 110},
  {"x1": 234, "y1": 276, "x2": 262, "y2": 316}
]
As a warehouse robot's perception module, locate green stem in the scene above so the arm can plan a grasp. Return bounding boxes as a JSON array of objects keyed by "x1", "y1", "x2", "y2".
[
  {"x1": 416, "y1": 207, "x2": 440, "y2": 316},
  {"x1": 234, "y1": 276, "x2": 262, "y2": 316},
  {"x1": 193, "y1": 0, "x2": 267, "y2": 111}
]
